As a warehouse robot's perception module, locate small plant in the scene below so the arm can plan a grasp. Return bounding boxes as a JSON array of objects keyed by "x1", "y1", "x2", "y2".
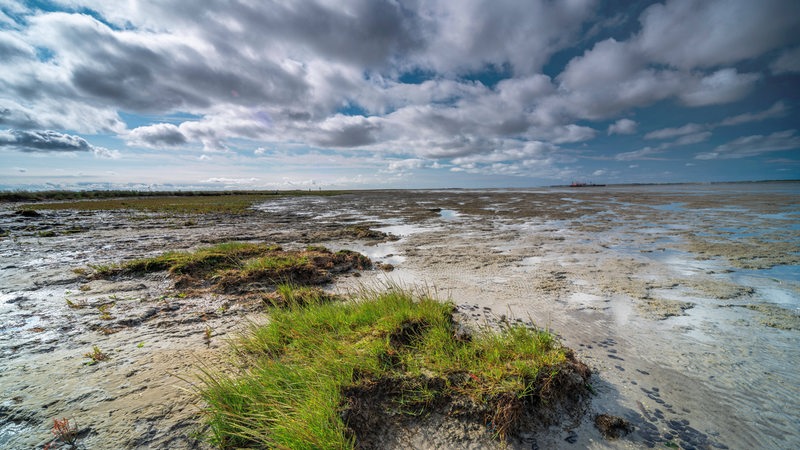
[
  {"x1": 204, "y1": 325, "x2": 213, "y2": 344},
  {"x1": 137, "y1": 342, "x2": 145, "y2": 348},
  {"x1": 65, "y1": 299, "x2": 86, "y2": 309},
  {"x1": 84, "y1": 345, "x2": 109, "y2": 365},
  {"x1": 71, "y1": 267, "x2": 88, "y2": 276},
  {"x1": 97, "y1": 303, "x2": 114, "y2": 320},
  {"x1": 47, "y1": 417, "x2": 79, "y2": 448},
  {"x1": 88, "y1": 264, "x2": 115, "y2": 276},
  {"x1": 78, "y1": 284, "x2": 91, "y2": 292}
]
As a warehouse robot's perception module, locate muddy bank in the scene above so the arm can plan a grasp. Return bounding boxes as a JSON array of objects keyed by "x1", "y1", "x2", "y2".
[{"x1": 2, "y1": 183, "x2": 799, "y2": 449}]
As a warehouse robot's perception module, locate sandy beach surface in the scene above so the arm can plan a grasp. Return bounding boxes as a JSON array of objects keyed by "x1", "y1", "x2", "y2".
[{"x1": 1, "y1": 183, "x2": 798, "y2": 449}]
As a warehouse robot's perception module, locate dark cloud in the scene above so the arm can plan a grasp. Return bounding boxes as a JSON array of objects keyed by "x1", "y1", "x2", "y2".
[
  {"x1": 0, "y1": 129, "x2": 96, "y2": 152},
  {"x1": 0, "y1": 33, "x2": 32, "y2": 60},
  {"x1": 310, "y1": 116, "x2": 382, "y2": 148}
]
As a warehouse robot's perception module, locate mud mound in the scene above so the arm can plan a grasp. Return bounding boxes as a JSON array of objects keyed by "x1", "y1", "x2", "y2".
[
  {"x1": 341, "y1": 352, "x2": 591, "y2": 449},
  {"x1": 594, "y1": 414, "x2": 634, "y2": 439}
]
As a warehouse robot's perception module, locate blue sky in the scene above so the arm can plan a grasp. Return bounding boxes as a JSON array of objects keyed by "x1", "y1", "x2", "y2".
[{"x1": 1, "y1": 0, "x2": 799, "y2": 190}]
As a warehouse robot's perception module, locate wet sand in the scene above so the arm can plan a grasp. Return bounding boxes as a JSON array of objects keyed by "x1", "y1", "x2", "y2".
[{"x1": 1, "y1": 183, "x2": 799, "y2": 449}]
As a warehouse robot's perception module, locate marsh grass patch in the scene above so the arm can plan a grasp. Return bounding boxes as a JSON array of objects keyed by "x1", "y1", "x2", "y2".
[
  {"x1": 14, "y1": 190, "x2": 346, "y2": 215},
  {"x1": 91, "y1": 242, "x2": 372, "y2": 295},
  {"x1": 197, "y1": 288, "x2": 590, "y2": 449}
]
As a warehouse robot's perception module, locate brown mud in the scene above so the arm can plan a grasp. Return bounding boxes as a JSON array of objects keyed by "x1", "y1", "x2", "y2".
[{"x1": 2, "y1": 183, "x2": 799, "y2": 449}]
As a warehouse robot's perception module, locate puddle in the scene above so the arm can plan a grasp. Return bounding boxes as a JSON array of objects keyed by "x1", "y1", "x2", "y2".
[{"x1": 439, "y1": 209, "x2": 460, "y2": 220}]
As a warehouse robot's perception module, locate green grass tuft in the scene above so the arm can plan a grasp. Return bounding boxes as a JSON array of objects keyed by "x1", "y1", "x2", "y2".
[{"x1": 198, "y1": 288, "x2": 570, "y2": 448}]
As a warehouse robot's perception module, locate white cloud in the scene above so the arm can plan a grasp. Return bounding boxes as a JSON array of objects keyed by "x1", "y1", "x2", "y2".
[
  {"x1": 618, "y1": 129, "x2": 711, "y2": 161},
  {"x1": 203, "y1": 177, "x2": 258, "y2": 184},
  {"x1": 636, "y1": 0, "x2": 800, "y2": 69},
  {"x1": 559, "y1": 39, "x2": 642, "y2": 90},
  {"x1": 679, "y1": 69, "x2": 760, "y2": 107},
  {"x1": 645, "y1": 123, "x2": 706, "y2": 140},
  {"x1": 127, "y1": 123, "x2": 187, "y2": 148},
  {"x1": 771, "y1": 47, "x2": 800, "y2": 74},
  {"x1": 696, "y1": 130, "x2": 800, "y2": 160},
  {"x1": 719, "y1": 102, "x2": 788, "y2": 127},
  {"x1": 383, "y1": 158, "x2": 425, "y2": 173},
  {"x1": 674, "y1": 132, "x2": 711, "y2": 146},
  {"x1": 412, "y1": 0, "x2": 598, "y2": 75},
  {"x1": 615, "y1": 146, "x2": 665, "y2": 161},
  {"x1": 608, "y1": 118, "x2": 637, "y2": 135}
]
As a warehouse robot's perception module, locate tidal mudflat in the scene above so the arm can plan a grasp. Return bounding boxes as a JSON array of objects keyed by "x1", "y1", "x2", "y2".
[{"x1": 1, "y1": 182, "x2": 798, "y2": 449}]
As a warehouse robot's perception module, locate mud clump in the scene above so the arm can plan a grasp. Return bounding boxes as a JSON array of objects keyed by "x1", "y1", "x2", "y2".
[
  {"x1": 595, "y1": 413, "x2": 633, "y2": 439},
  {"x1": 341, "y1": 351, "x2": 592, "y2": 449},
  {"x1": 388, "y1": 319, "x2": 429, "y2": 349},
  {"x1": 310, "y1": 225, "x2": 399, "y2": 243},
  {"x1": 637, "y1": 297, "x2": 694, "y2": 320},
  {"x1": 15, "y1": 209, "x2": 42, "y2": 218}
]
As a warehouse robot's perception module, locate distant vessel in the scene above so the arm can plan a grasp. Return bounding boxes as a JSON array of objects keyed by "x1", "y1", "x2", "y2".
[{"x1": 570, "y1": 181, "x2": 606, "y2": 187}]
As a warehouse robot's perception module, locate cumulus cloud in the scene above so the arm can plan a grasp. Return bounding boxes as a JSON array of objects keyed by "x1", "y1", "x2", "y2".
[
  {"x1": 679, "y1": 69, "x2": 760, "y2": 107},
  {"x1": 383, "y1": 158, "x2": 425, "y2": 173},
  {"x1": 608, "y1": 118, "x2": 637, "y2": 135},
  {"x1": 696, "y1": 130, "x2": 800, "y2": 160},
  {"x1": 127, "y1": 123, "x2": 188, "y2": 148},
  {"x1": 636, "y1": 0, "x2": 800, "y2": 69}
]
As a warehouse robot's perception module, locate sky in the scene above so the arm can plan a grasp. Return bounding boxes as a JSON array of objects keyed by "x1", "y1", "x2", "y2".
[{"x1": 1, "y1": 0, "x2": 799, "y2": 190}]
